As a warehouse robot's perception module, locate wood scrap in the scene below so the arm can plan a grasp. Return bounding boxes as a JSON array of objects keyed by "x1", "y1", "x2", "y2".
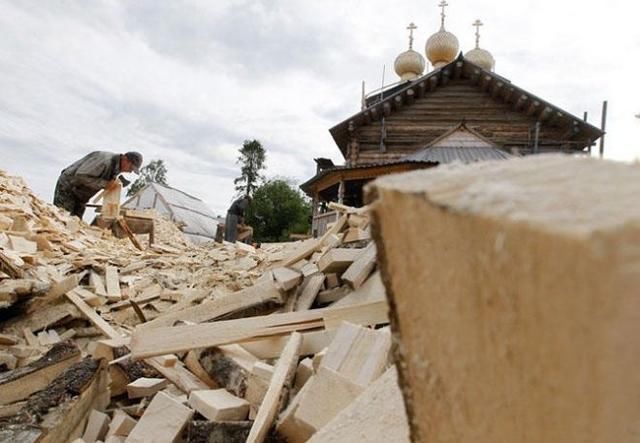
[
  {"x1": 188, "y1": 389, "x2": 250, "y2": 421},
  {"x1": 129, "y1": 300, "x2": 388, "y2": 359},
  {"x1": 0, "y1": 341, "x2": 81, "y2": 405},
  {"x1": 246, "y1": 332, "x2": 302, "y2": 443},
  {"x1": 125, "y1": 391, "x2": 193, "y2": 443},
  {"x1": 127, "y1": 377, "x2": 169, "y2": 399},
  {"x1": 317, "y1": 248, "x2": 362, "y2": 274}
]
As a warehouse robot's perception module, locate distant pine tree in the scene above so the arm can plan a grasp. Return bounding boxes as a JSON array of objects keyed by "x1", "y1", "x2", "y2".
[{"x1": 234, "y1": 139, "x2": 266, "y2": 197}]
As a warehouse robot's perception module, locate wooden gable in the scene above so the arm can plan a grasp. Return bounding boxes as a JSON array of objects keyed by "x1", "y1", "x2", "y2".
[
  {"x1": 425, "y1": 123, "x2": 497, "y2": 149},
  {"x1": 331, "y1": 57, "x2": 603, "y2": 165}
]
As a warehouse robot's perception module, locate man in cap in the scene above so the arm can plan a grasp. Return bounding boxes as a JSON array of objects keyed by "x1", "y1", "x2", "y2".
[{"x1": 53, "y1": 151, "x2": 143, "y2": 218}]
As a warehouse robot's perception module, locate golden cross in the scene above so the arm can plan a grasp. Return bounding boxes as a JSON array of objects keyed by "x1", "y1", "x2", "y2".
[
  {"x1": 438, "y1": 1, "x2": 449, "y2": 29},
  {"x1": 472, "y1": 19, "x2": 483, "y2": 48},
  {"x1": 406, "y1": 22, "x2": 418, "y2": 49}
]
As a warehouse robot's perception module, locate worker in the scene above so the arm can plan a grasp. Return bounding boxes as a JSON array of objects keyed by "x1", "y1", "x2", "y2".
[
  {"x1": 225, "y1": 195, "x2": 253, "y2": 243},
  {"x1": 53, "y1": 151, "x2": 143, "y2": 218}
]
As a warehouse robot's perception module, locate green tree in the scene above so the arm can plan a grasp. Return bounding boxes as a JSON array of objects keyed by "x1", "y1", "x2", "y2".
[
  {"x1": 246, "y1": 179, "x2": 311, "y2": 242},
  {"x1": 126, "y1": 159, "x2": 168, "y2": 197},
  {"x1": 234, "y1": 139, "x2": 266, "y2": 197}
]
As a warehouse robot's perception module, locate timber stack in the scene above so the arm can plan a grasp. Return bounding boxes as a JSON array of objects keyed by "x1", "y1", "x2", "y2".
[{"x1": 0, "y1": 169, "x2": 407, "y2": 442}]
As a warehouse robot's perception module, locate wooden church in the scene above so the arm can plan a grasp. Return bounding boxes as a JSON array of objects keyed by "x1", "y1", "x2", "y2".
[{"x1": 301, "y1": 3, "x2": 604, "y2": 236}]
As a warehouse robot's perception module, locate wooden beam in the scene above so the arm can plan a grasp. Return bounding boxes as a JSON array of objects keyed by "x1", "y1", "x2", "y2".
[
  {"x1": 126, "y1": 392, "x2": 193, "y2": 443},
  {"x1": 490, "y1": 81, "x2": 504, "y2": 100},
  {"x1": 342, "y1": 243, "x2": 377, "y2": 289},
  {"x1": 104, "y1": 266, "x2": 121, "y2": 301},
  {"x1": 453, "y1": 61, "x2": 463, "y2": 79},
  {"x1": 0, "y1": 342, "x2": 81, "y2": 406},
  {"x1": 272, "y1": 267, "x2": 302, "y2": 292},
  {"x1": 526, "y1": 100, "x2": 541, "y2": 117},
  {"x1": 480, "y1": 75, "x2": 492, "y2": 92},
  {"x1": 318, "y1": 248, "x2": 363, "y2": 274},
  {"x1": 514, "y1": 94, "x2": 528, "y2": 112},
  {"x1": 405, "y1": 88, "x2": 415, "y2": 105},
  {"x1": 393, "y1": 95, "x2": 403, "y2": 111},
  {"x1": 241, "y1": 329, "x2": 337, "y2": 360},
  {"x1": 189, "y1": 389, "x2": 250, "y2": 421},
  {"x1": 539, "y1": 106, "x2": 553, "y2": 123},
  {"x1": 295, "y1": 274, "x2": 326, "y2": 311},
  {"x1": 470, "y1": 68, "x2": 481, "y2": 85},
  {"x1": 428, "y1": 75, "x2": 438, "y2": 91},
  {"x1": 440, "y1": 69, "x2": 450, "y2": 86},
  {"x1": 130, "y1": 300, "x2": 388, "y2": 359},
  {"x1": 368, "y1": 155, "x2": 640, "y2": 443},
  {"x1": 382, "y1": 102, "x2": 391, "y2": 117},
  {"x1": 246, "y1": 333, "x2": 302, "y2": 443},
  {"x1": 127, "y1": 377, "x2": 169, "y2": 399},
  {"x1": 138, "y1": 281, "x2": 282, "y2": 330},
  {"x1": 66, "y1": 290, "x2": 124, "y2": 339},
  {"x1": 502, "y1": 87, "x2": 515, "y2": 103},
  {"x1": 309, "y1": 367, "x2": 410, "y2": 442},
  {"x1": 370, "y1": 106, "x2": 379, "y2": 121}
]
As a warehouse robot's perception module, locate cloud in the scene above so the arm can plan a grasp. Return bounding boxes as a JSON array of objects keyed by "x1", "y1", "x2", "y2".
[{"x1": 0, "y1": 0, "x2": 638, "y2": 224}]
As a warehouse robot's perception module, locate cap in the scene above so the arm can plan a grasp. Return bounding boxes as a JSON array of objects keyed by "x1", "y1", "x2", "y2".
[{"x1": 124, "y1": 151, "x2": 143, "y2": 174}]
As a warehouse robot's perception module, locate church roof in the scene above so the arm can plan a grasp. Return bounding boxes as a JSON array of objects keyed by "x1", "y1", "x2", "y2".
[
  {"x1": 329, "y1": 54, "x2": 604, "y2": 158},
  {"x1": 404, "y1": 145, "x2": 513, "y2": 163}
]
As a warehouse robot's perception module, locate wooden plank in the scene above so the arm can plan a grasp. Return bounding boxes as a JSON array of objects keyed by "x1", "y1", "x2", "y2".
[
  {"x1": 342, "y1": 227, "x2": 370, "y2": 243},
  {"x1": 320, "y1": 322, "x2": 391, "y2": 387},
  {"x1": 65, "y1": 290, "x2": 123, "y2": 339},
  {"x1": 292, "y1": 369, "x2": 364, "y2": 439},
  {"x1": 7, "y1": 234, "x2": 37, "y2": 253},
  {"x1": 130, "y1": 300, "x2": 388, "y2": 359},
  {"x1": 240, "y1": 329, "x2": 336, "y2": 360},
  {"x1": 272, "y1": 267, "x2": 302, "y2": 291},
  {"x1": 282, "y1": 215, "x2": 348, "y2": 267},
  {"x1": 308, "y1": 367, "x2": 410, "y2": 443},
  {"x1": 342, "y1": 243, "x2": 377, "y2": 289},
  {"x1": 0, "y1": 342, "x2": 81, "y2": 405},
  {"x1": 125, "y1": 391, "x2": 193, "y2": 443},
  {"x1": 184, "y1": 350, "x2": 218, "y2": 388},
  {"x1": 188, "y1": 389, "x2": 250, "y2": 421},
  {"x1": 89, "y1": 271, "x2": 107, "y2": 297},
  {"x1": 317, "y1": 248, "x2": 362, "y2": 274},
  {"x1": 295, "y1": 274, "x2": 326, "y2": 311},
  {"x1": 332, "y1": 271, "x2": 385, "y2": 308},
  {"x1": 82, "y1": 409, "x2": 110, "y2": 443},
  {"x1": 138, "y1": 281, "x2": 282, "y2": 330},
  {"x1": 106, "y1": 410, "x2": 137, "y2": 438},
  {"x1": 127, "y1": 377, "x2": 169, "y2": 399},
  {"x1": 75, "y1": 287, "x2": 104, "y2": 307},
  {"x1": 369, "y1": 155, "x2": 640, "y2": 442},
  {"x1": 246, "y1": 332, "x2": 302, "y2": 443},
  {"x1": 105, "y1": 266, "x2": 121, "y2": 301},
  {"x1": 145, "y1": 358, "x2": 209, "y2": 395}
]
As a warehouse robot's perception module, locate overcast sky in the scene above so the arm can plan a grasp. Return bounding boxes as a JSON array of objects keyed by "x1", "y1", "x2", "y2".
[{"x1": 1, "y1": 0, "x2": 638, "y2": 216}]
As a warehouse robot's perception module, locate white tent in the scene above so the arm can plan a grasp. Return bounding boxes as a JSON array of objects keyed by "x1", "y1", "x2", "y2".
[{"x1": 122, "y1": 182, "x2": 218, "y2": 244}]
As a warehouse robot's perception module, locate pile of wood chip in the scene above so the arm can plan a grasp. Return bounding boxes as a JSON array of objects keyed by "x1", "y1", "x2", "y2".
[{"x1": 0, "y1": 170, "x2": 409, "y2": 443}]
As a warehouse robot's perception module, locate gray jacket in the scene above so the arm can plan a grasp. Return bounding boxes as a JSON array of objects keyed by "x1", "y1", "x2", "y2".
[{"x1": 59, "y1": 151, "x2": 121, "y2": 202}]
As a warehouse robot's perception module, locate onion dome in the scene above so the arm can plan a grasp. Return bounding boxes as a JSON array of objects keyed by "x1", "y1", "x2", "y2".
[
  {"x1": 464, "y1": 19, "x2": 495, "y2": 71},
  {"x1": 395, "y1": 23, "x2": 426, "y2": 80},
  {"x1": 425, "y1": 1, "x2": 459, "y2": 68}
]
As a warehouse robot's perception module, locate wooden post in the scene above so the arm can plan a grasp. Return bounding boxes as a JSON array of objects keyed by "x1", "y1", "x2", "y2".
[
  {"x1": 599, "y1": 100, "x2": 608, "y2": 158},
  {"x1": 338, "y1": 181, "x2": 345, "y2": 205},
  {"x1": 102, "y1": 181, "x2": 122, "y2": 219},
  {"x1": 533, "y1": 121, "x2": 540, "y2": 154}
]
